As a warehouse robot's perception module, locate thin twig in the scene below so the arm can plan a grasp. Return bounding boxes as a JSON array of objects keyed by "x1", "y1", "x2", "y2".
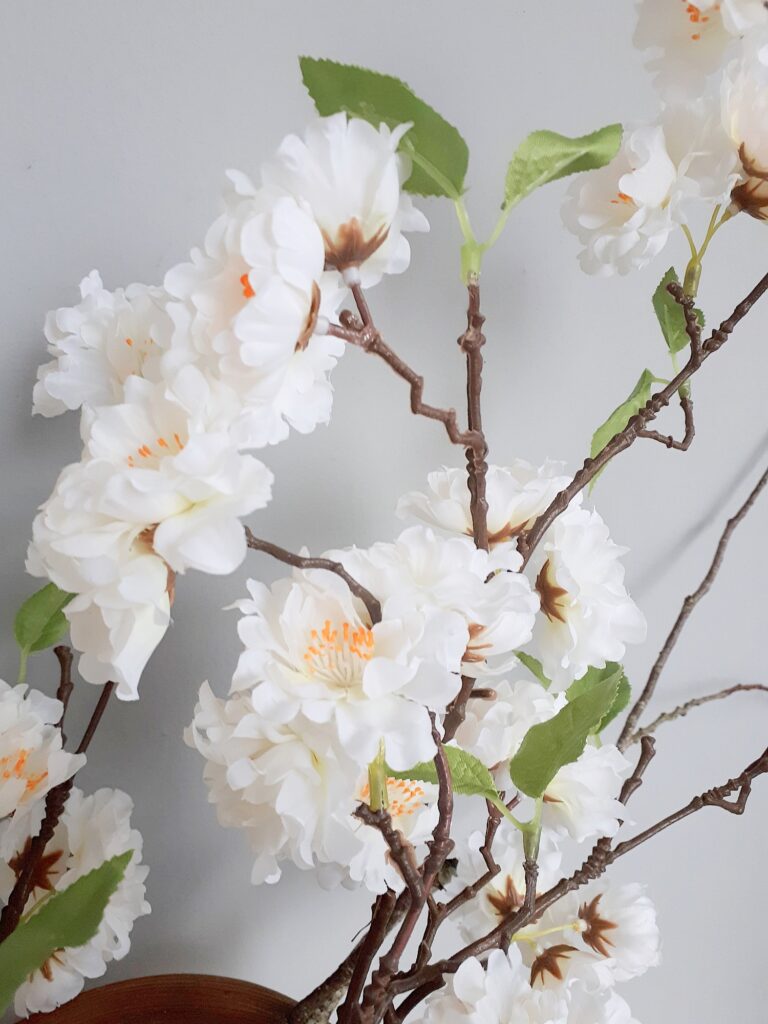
[
  {"x1": 638, "y1": 394, "x2": 695, "y2": 450},
  {"x1": 354, "y1": 805, "x2": 424, "y2": 900},
  {"x1": 245, "y1": 529, "x2": 382, "y2": 626},
  {"x1": 626, "y1": 684, "x2": 768, "y2": 746},
  {"x1": 618, "y1": 465, "x2": 768, "y2": 749},
  {"x1": 53, "y1": 645, "x2": 75, "y2": 746},
  {"x1": 0, "y1": 681, "x2": 115, "y2": 942},
  {"x1": 518, "y1": 269, "x2": 768, "y2": 566},
  {"x1": 393, "y1": 743, "x2": 768, "y2": 1006}
]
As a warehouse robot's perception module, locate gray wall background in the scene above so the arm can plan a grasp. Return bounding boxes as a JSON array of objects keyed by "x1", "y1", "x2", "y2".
[{"x1": 1, "y1": 2, "x2": 766, "y2": 1021}]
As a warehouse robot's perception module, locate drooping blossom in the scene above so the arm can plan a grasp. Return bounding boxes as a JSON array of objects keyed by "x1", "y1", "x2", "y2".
[
  {"x1": 0, "y1": 787, "x2": 150, "y2": 1017},
  {"x1": 230, "y1": 569, "x2": 467, "y2": 769},
  {"x1": 262, "y1": 113, "x2": 429, "y2": 286},
  {"x1": 0, "y1": 681, "x2": 85, "y2": 820},
  {"x1": 185, "y1": 681, "x2": 437, "y2": 892}
]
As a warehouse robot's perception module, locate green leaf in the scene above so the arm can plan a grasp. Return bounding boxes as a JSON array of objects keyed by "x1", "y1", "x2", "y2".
[
  {"x1": 588, "y1": 369, "x2": 665, "y2": 492},
  {"x1": 516, "y1": 651, "x2": 552, "y2": 689},
  {"x1": 566, "y1": 663, "x2": 630, "y2": 733},
  {"x1": 0, "y1": 851, "x2": 132, "y2": 1014},
  {"x1": 652, "y1": 268, "x2": 705, "y2": 356},
  {"x1": 14, "y1": 583, "x2": 74, "y2": 682},
  {"x1": 299, "y1": 57, "x2": 469, "y2": 199},
  {"x1": 508, "y1": 673, "x2": 620, "y2": 798},
  {"x1": 388, "y1": 746, "x2": 500, "y2": 803},
  {"x1": 502, "y1": 124, "x2": 622, "y2": 212}
]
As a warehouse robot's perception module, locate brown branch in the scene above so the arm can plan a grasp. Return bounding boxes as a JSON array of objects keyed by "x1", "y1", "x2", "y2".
[
  {"x1": 626, "y1": 683, "x2": 768, "y2": 746},
  {"x1": 460, "y1": 280, "x2": 489, "y2": 551},
  {"x1": 53, "y1": 645, "x2": 75, "y2": 745},
  {"x1": 354, "y1": 805, "x2": 424, "y2": 900},
  {"x1": 339, "y1": 891, "x2": 400, "y2": 1024},
  {"x1": 0, "y1": 680, "x2": 115, "y2": 942},
  {"x1": 517, "y1": 269, "x2": 768, "y2": 567},
  {"x1": 638, "y1": 394, "x2": 695, "y2": 450},
  {"x1": 245, "y1": 529, "x2": 382, "y2": 626},
  {"x1": 618, "y1": 464, "x2": 768, "y2": 749},
  {"x1": 327, "y1": 309, "x2": 484, "y2": 458},
  {"x1": 393, "y1": 742, "x2": 768, "y2": 1006}
]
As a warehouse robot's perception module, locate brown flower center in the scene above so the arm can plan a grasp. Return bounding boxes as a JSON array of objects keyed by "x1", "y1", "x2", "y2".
[
  {"x1": 535, "y1": 559, "x2": 569, "y2": 624},
  {"x1": 578, "y1": 893, "x2": 618, "y2": 958},
  {"x1": 487, "y1": 876, "x2": 523, "y2": 918},
  {"x1": 9, "y1": 839, "x2": 64, "y2": 896},
  {"x1": 732, "y1": 144, "x2": 768, "y2": 222},
  {"x1": 321, "y1": 218, "x2": 390, "y2": 271},
  {"x1": 530, "y1": 944, "x2": 578, "y2": 987},
  {"x1": 295, "y1": 281, "x2": 322, "y2": 352}
]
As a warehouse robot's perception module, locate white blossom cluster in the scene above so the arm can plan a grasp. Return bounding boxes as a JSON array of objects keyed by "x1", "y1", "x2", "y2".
[
  {"x1": 563, "y1": 7, "x2": 768, "y2": 274},
  {"x1": 21, "y1": 86, "x2": 666, "y2": 1022},
  {"x1": 0, "y1": 679, "x2": 150, "y2": 1017},
  {"x1": 28, "y1": 113, "x2": 427, "y2": 701}
]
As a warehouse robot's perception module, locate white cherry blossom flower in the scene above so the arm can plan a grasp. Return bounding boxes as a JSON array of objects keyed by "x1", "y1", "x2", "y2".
[
  {"x1": 27, "y1": 460, "x2": 173, "y2": 699},
  {"x1": 262, "y1": 113, "x2": 429, "y2": 287},
  {"x1": 420, "y1": 946, "x2": 634, "y2": 1024},
  {"x1": 82, "y1": 373, "x2": 273, "y2": 575},
  {"x1": 231, "y1": 570, "x2": 467, "y2": 769},
  {"x1": 722, "y1": 32, "x2": 768, "y2": 220},
  {"x1": 527, "y1": 506, "x2": 646, "y2": 688},
  {"x1": 542, "y1": 743, "x2": 632, "y2": 843},
  {"x1": 0, "y1": 787, "x2": 150, "y2": 1018},
  {"x1": 397, "y1": 462, "x2": 573, "y2": 548},
  {"x1": 398, "y1": 466, "x2": 645, "y2": 688},
  {"x1": 165, "y1": 180, "x2": 346, "y2": 447},
  {"x1": 185, "y1": 682, "x2": 437, "y2": 892},
  {"x1": 533, "y1": 883, "x2": 661, "y2": 985},
  {"x1": 0, "y1": 681, "x2": 85, "y2": 820},
  {"x1": 335, "y1": 527, "x2": 538, "y2": 678},
  {"x1": 33, "y1": 271, "x2": 173, "y2": 417},
  {"x1": 634, "y1": 0, "x2": 768, "y2": 93}
]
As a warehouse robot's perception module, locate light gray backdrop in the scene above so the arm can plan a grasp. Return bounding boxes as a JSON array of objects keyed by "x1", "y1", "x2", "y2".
[{"x1": 1, "y1": 2, "x2": 766, "y2": 1022}]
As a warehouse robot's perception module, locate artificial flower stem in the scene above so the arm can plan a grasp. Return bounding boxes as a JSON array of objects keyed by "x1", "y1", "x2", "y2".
[{"x1": 367, "y1": 742, "x2": 389, "y2": 813}]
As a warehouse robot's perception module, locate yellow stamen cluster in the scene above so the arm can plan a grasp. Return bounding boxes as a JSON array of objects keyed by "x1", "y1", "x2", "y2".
[
  {"x1": 126, "y1": 432, "x2": 185, "y2": 468},
  {"x1": 0, "y1": 749, "x2": 48, "y2": 795},
  {"x1": 303, "y1": 619, "x2": 374, "y2": 682},
  {"x1": 361, "y1": 777, "x2": 425, "y2": 818}
]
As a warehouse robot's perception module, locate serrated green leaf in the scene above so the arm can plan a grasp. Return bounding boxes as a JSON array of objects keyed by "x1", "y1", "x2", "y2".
[
  {"x1": 566, "y1": 663, "x2": 630, "y2": 733},
  {"x1": 503, "y1": 124, "x2": 622, "y2": 212},
  {"x1": 0, "y1": 851, "x2": 132, "y2": 1014},
  {"x1": 588, "y1": 369, "x2": 664, "y2": 492},
  {"x1": 14, "y1": 583, "x2": 74, "y2": 681},
  {"x1": 516, "y1": 651, "x2": 552, "y2": 689},
  {"x1": 508, "y1": 673, "x2": 620, "y2": 798},
  {"x1": 652, "y1": 268, "x2": 705, "y2": 356},
  {"x1": 299, "y1": 57, "x2": 468, "y2": 199},
  {"x1": 388, "y1": 745, "x2": 500, "y2": 802}
]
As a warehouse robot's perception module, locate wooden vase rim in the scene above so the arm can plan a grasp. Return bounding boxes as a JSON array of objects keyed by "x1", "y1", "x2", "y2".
[{"x1": 21, "y1": 973, "x2": 295, "y2": 1024}]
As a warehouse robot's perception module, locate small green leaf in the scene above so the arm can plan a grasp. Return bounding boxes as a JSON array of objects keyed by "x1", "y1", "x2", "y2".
[
  {"x1": 508, "y1": 673, "x2": 620, "y2": 798},
  {"x1": 14, "y1": 583, "x2": 74, "y2": 682},
  {"x1": 299, "y1": 57, "x2": 469, "y2": 199},
  {"x1": 516, "y1": 651, "x2": 552, "y2": 689},
  {"x1": 0, "y1": 851, "x2": 132, "y2": 1014},
  {"x1": 503, "y1": 124, "x2": 622, "y2": 212},
  {"x1": 588, "y1": 369, "x2": 665, "y2": 492},
  {"x1": 652, "y1": 268, "x2": 706, "y2": 356},
  {"x1": 566, "y1": 663, "x2": 630, "y2": 733},
  {"x1": 388, "y1": 746, "x2": 500, "y2": 803}
]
